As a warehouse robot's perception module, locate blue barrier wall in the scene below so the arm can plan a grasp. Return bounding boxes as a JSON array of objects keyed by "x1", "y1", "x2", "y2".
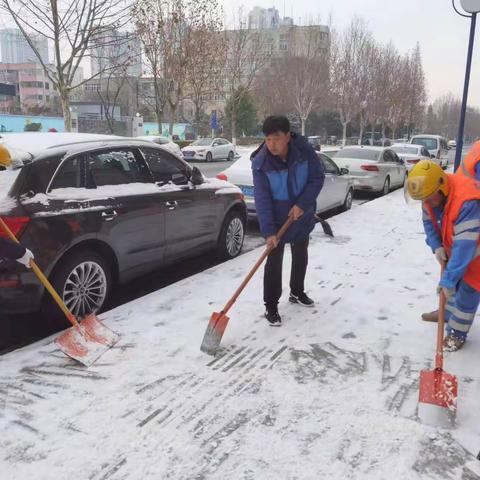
[{"x1": 0, "y1": 114, "x2": 193, "y2": 138}]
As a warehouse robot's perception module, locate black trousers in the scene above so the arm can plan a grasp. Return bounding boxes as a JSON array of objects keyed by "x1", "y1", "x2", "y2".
[{"x1": 264, "y1": 236, "x2": 309, "y2": 307}]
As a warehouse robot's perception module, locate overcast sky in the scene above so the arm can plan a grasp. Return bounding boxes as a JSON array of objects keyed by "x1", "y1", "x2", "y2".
[{"x1": 222, "y1": 0, "x2": 480, "y2": 108}]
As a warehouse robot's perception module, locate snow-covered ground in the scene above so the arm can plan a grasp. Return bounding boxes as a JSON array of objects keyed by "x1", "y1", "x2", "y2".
[{"x1": 1, "y1": 188, "x2": 480, "y2": 479}]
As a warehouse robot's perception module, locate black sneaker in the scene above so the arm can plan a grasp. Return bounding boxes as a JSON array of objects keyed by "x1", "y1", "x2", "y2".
[
  {"x1": 264, "y1": 305, "x2": 282, "y2": 326},
  {"x1": 289, "y1": 292, "x2": 314, "y2": 307}
]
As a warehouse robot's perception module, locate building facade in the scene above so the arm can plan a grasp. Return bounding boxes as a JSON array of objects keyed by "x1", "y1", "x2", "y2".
[
  {"x1": 0, "y1": 28, "x2": 49, "y2": 64},
  {"x1": 0, "y1": 63, "x2": 55, "y2": 113},
  {"x1": 90, "y1": 29, "x2": 142, "y2": 79}
]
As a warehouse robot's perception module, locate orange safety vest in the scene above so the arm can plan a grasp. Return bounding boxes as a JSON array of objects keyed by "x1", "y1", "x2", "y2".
[
  {"x1": 425, "y1": 173, "x2": 480, "y2": 290},
  {"x1": 456, "y1": 140, "x2": 480, "y2": 181}
]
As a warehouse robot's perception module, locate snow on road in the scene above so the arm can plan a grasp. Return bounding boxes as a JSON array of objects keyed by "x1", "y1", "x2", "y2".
[{"x1": 1, "y1": 189, "x2": 480, "y2": 479}]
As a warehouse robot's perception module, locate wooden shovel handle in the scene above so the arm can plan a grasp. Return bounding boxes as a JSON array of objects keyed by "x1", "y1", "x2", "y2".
[
  {"x1": 221, "y1": 215, "x2": 295, "y2": 315},
  {"x1": 0, "y1": 216, "x2": 78, "y2": 327},
  {"x1": 435, "y1": 262, "x2": 446, "y2": 370}
]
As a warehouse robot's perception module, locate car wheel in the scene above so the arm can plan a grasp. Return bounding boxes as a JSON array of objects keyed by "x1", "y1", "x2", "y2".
[
  {"x1": 341, "y1": 188, "x2": 353, "y2": 212},
  {"x1": 217, "y1": 210, "x2": 245, "y2": 260},
  {"x1": 380, "y1": 176, "x2": 390, "y2": 196},
  {"x1": 206, "y1": 152, "x2": 213, "y2": 162},
  {"x1": 42, "y1": 249, "x2": 112, "y2": 324},
  {"x1": 227, "y1": 151, "x2": 234, "y2": 161}
]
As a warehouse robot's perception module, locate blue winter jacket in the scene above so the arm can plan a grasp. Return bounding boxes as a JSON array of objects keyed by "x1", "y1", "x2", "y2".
[
  {"x1": 423, "y1": 200, "x2": 480, "y2": 290},
  {"x1": 251, "y1": 134, "x2": 325, "y2": 243}
]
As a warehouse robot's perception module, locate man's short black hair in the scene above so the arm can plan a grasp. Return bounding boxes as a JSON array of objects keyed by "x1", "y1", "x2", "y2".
[{"x1": 262, "y1": 115, "x2": 290, "y2": 136}]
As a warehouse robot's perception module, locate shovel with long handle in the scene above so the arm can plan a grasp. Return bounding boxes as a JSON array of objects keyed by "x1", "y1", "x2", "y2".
[
  {"x1": 418, "y1": 262, "x2": 458, "y2": 425},
  {"x1": 0, "y1": 217, "x2": 120, "y2": 367},
  {"x1": 201, "y1": 216, "x2": 295, "y2": 355}
]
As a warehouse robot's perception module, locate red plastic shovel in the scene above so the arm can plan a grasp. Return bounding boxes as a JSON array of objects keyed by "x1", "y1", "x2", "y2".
[
  {"x1": 200, "y1": 216, "x2": 294, "y2": 356},
  {"x1": 0, "y1": 217, "x2": 120, "y2": 367},
  {"x1": 418, "y1": 268, "x2": 458, "y2": 425}
]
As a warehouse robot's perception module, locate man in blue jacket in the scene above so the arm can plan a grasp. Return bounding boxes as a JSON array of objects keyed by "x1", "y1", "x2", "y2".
[{"x1": 252, "y1": 116, "x2": 325, "y2": 326}]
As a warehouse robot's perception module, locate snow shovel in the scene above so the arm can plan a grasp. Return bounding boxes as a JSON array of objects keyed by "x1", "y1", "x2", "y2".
[
  {"x1": 418, "y1": 265, "x2": 457, "y2": 426},
  {"x1": 0, "y1": 217, "x2": 120, "y2": 367},
  {"x1": 314, "y1": 215, "x2": 334, "y2": 237},
  {"x1": 201, "y1": 215, "x2": 295, "y2": 356}
]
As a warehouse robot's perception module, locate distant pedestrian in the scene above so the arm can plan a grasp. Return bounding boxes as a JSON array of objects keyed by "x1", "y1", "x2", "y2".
[{"x1": 251, "y1": 115, "x2": 325, "y2": 326}]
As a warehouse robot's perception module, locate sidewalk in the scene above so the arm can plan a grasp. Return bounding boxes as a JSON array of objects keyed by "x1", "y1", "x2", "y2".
[{"x1": 1, "y1": 190, "x2": 480, "y2": 479}]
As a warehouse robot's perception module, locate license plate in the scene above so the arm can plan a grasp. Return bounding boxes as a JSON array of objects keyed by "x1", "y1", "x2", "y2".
[
  {"x1": 183, "y1": 151, "x2": 194, "y2": 156},
  {"x1": 240, "y1": 185, "x2": 254, "y2": 197}
]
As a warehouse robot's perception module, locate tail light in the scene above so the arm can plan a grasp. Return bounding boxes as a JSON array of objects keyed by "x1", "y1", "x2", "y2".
[
  {"x1": 407, "y1": 158, "x2": 420, "y2": 164},
  {"x1": 216, "y1": 173, "x2": 228, "y2": 181},
  {"x1": 360, "y1": 165, "x2": 379, "y2": 172},
  {"x1": 0, "y1": 216, "x2": 30, "y2": 239}
]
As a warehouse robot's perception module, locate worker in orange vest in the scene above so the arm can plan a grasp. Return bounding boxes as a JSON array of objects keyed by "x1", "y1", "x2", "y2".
[{"x1": 406, "y1": 159, "x2": 480, "y2": 351}]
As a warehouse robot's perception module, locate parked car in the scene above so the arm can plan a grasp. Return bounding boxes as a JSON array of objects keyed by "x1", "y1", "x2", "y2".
[
  {"x1": 307, "y1": 136, "x2": 322, "y2": 151},
  {"x1": 390, "y1": 143, "x2": 432, "y2": 172},
  {"x1": 135, "y1": 135, "x2": 183, "y2": 158},
  {"x1": 409, "y1": 134, "x2": 449, "y2": 169},
  {"x1": 216, "y1": 148, "x2": 354, "y2": 218},
  {"x1": 448, "y1": 139, "x2": 457, "y2": 148},
  {"x1": 181, "y1": 138, "x2": 235, "y2": 162},
  {"x1": 0, "y1": 138, "x2": 246, "y2": 319},
  {"x1": 333, "y1": 146, "x2": 406, "y2": 195},
  {"x1": 361, "y1": 133, "x2": 392, "y2": 146}
]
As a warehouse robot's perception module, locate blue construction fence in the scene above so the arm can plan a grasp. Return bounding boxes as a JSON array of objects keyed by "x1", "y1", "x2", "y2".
[{"x1": 0, "y1": 114, "x2": 193, "y2": 139}]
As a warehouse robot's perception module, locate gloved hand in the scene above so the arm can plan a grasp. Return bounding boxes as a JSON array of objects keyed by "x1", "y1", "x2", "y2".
[
  {"x1": 434, "y1": 247, "x2": 447, "y2": 264},
  {"x1": 436, "y1": 284, "x2": 455, "y2": 300},
  {"x1": 16, "y1": 249, "x2": 34, "y2": 268}
]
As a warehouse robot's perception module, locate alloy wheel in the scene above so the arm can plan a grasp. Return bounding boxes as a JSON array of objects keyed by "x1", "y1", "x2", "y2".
[
  {"x1": 63, "y1": 261, "x2": 107, "y2": 317},
  {"x1": 225, "y1": 217, "x2": 244, "y2": 257}
]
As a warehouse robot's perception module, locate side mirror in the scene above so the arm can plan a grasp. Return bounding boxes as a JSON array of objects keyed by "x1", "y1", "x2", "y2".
[
  {"x1": 431, "y1": 153, "x2": 436, "y2": 159},
  {"x1": 340, "y1": 167, "x2": 349, "y2": 175},
  {"x1": 190, "y1": 166, "x2": 204, "y2": 186}
]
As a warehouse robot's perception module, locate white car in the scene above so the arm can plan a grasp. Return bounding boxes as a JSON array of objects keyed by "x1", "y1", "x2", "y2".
[
  {"x1": 216, "y1": 148, "x2": 354, "y2": 218},
  {"x1": 448, "y1": 139, "x2": 457, "y2": 148},
  {"x1": 390, "y1": 143, "x2": 432, "y2": 172},
  {"x1": 135, "y1": 135, "x2": 183, "y2": 158},
  {"x1": 182, "y1": 138, "x2": 235, "y2": 162},
  {"x1": 409, "y1": 134, "x2": 449, "y2": 169},
  {"x1": 333, "y1": 146, "x2": 407, "y2": 195}
]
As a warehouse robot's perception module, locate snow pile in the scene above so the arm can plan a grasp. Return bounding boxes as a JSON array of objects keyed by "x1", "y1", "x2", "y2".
[{"x1": 1, "y1": 189, "x2": 480, "y2": 479}]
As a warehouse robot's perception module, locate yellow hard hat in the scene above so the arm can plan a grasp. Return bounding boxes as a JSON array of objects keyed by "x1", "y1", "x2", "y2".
[
  {"x1": 0, "y1": 144, "x2": 12, "y2": 169},
  {"x1": 406, "y1": 160, "x2": 449, "y2": 200}
]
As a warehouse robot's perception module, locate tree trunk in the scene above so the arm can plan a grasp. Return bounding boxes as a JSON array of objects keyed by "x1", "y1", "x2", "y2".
[
  {"x1": 391, "y1": 127, "x2": 396, "y2": 140},
  {"x1": 342, "y1": 122, "x2": 347, "y2": 147},
  {"x1": 231, "y1": 107, "x2": 237, "y2": 147},
  {"x1": 194, "y1": 101, "x2": 201, "y2": 139},
  {"x1": 154, "y1": 79, "x2": 163, "y2": 134},
  {"x1": 60, "y1": 89, "x2": 71, "y2": 132},
  {"x1": 381, "y1": 123, "x2": 386, "y2": 145},
  {"x1": 358, "y1": 124, "x2": 364, "y2": 145},
  {"x1": 301, "y1": 117, "x2": 306, "y2": 136}
]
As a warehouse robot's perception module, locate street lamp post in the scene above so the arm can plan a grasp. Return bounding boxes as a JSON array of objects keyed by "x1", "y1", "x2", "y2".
[{"x1": 453, "y1": 0, "x2": 480, "y2": 171}]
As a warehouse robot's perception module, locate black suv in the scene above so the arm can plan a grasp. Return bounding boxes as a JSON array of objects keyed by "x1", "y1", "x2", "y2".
[{"x1": 0, "y1": 139, "x2": 246, "y2": 319}]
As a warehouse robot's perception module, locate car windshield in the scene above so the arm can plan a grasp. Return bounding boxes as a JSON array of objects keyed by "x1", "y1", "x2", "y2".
[
  {"x1": 392, "y1": 146, "x2": 418, "y2": 155},
  {"x1": 337, "y1": 148, "x2": 380, "y2": 161},
  {"x1": 411, "y1": 137, "x2": 438, "y2": 150},
  {"x1": 191, "y1": 138, "x2": 212, "y2": 146}
]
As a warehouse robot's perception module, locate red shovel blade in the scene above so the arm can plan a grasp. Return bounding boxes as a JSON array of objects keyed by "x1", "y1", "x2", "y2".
[
  {"x1": 54, "y1": 314, "x2": 120, "y2": 367},
  {"x1": 419, "y1": 368, "x2": 458, "y2": 411},
  {"x1": 200, "y1": 311, "x2": 230, "y2": 356}
]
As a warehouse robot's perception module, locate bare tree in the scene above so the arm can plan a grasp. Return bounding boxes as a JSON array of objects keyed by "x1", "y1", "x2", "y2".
[
  {"x1": 282, "y1": 25, "x2": 329, "y2": 135},
  {"x1": 223, "y1": 10, "x2": 268, "y2": 145},
  {"x1": 183, "y1": 5, "x2": 225, "y2": 136},
  {"x1": 404, "y1": 43, "x2": 426, "y2": 137},
  {"x1": 330, "y1": 18, "x2": 371, "y2": 146},
  {"x1": 1, "y1": 0, "x2": 129, "y2": 131}
]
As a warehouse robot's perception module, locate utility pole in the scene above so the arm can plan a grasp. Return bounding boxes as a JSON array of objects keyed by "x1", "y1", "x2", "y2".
[{"x1": 453, "y1": 0, "x2": 480, "y2": 171}]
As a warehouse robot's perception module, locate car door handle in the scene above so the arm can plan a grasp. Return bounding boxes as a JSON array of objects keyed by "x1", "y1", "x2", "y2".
[
  {"x1": 165, "y1": 201, "x2": 178, "y2": 210},
  {"x1": 101, "y1": 209, "x2": 117, "y2": 221}
]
